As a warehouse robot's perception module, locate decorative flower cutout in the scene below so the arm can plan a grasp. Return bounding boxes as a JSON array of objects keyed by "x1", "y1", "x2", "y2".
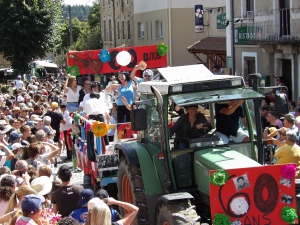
[
  {"x1": 281, "y1": 164, "x2": 297, "y2": 180},
  {"x1": 230, "y1": 197, "x2": 249, "y2": 215},
  {"x1": 86, "y1": 123, "x2": 91, "y2": 131},
  {"x1": 67, "y1": 65, "x2": 80, "y2": 77},
  {"x1": 156, "y1": 43, "x2": 168, "y2": 56},
  {"x1": 210, "y1": 170, "x2": 229, "y2": 186},
  {"x1": 74, "y1": 114, "x2": 80, "y2": 125},
  {"x1": 213, "y1": 214, "x2": 231, "y2": 225},
  {"x1": 99, "y1": 49, "x2": 111, "y2": 63},
  {"x1": 231, "y1": 220, "x2": 242, "y2": 225},
  {"x1": 91, "y1": 121, "x2": 108, "y2": 137},
  {"x1": 281, "y1": 206, "x2": 298, "y2": 224}
]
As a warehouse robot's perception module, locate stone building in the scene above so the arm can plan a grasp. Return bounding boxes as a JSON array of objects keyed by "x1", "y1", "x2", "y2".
[{"x1": 100, "y1": 0, "x2": 134, "y2": 49}]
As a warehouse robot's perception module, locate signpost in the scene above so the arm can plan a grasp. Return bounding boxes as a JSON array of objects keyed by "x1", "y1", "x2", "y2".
[{"x1": 234, "y1": 26, "x2": 262, "y2": 45}]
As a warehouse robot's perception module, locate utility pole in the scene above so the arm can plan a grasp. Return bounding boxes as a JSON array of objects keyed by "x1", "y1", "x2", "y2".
[
  {"x1": 69, "y1": 5, "x2": 73, "y2": 46},
  {"x1": 112, "y1": 0, "x2": 117, "y2": 47},
  {"x1": 230, "y1": 0, "x2": 235, "y2": 74}
]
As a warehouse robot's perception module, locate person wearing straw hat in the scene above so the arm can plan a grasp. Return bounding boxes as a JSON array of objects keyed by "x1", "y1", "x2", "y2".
[{"x1": 30, "y1": 176, "x2": 53, "y2": 208}]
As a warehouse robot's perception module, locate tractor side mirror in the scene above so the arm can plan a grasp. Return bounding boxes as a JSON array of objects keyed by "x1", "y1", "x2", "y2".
[
  {"x1": 275, "y1": 94, "x2": 289, "y2": 115},
  {"x1": 131, "y1": 107, "x2": 147, "y2": 131}
]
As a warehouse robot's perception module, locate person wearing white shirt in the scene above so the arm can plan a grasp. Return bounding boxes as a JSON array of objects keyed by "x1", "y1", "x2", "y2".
[
  {"x1": 60, "y1": 104, "x2": 73, "y2": 160},
  {"x1": 15, "y1": 75, "x2": 24, "y2": 90}
]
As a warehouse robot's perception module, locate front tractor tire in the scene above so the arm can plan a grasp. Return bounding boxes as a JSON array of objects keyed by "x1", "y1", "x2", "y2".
[
  {"x1": 156, "y1": 201, "x2": 201, "y2": 225},
  {"x1": 118, "y1": 157, "x2": 149, "y2": 225}
]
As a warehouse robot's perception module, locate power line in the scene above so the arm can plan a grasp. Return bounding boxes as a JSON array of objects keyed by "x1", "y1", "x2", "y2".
[{"x1": 85, "y1": 0, "x2": 92, "y2": 5}]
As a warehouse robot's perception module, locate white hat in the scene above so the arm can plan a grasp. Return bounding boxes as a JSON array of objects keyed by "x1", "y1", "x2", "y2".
[
  {"x1": 11, "y1": 143, "x2": 23, "y2": 151},
  {"x1": 0, "y1": 125, "x2": 13, "y2": 134},
  {"x1": 30, "y1": 176, "x2": 52, "y2": 196},
  {"x1": 3, "y1": 94, "x2": 10, "y2": 99},
  {"x1": 88, "y1": 198, "x2": 102, "y2": 211},
  {"x1": 0, "y1": 120, "x2": 8, "y2": 126},
  {"x1": 17, "y1": 96, "x2": 24, "y2": 102},
  {"x1": 30, "y1": 115, "x2": 42, "y2": 122}
]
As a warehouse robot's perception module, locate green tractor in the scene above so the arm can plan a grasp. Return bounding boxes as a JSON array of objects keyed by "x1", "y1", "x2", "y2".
[{"x1": 115, "y1": 65, "x2": 288, "y2": 225}]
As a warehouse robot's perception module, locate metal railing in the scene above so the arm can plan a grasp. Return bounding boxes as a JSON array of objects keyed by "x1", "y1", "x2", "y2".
[{"x1": 246, "y1": 8, "x2": 300, "y2": 43}]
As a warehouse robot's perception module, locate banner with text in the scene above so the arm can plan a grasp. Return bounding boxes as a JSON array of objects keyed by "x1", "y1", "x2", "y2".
[
  {"x1": 67, "y1": 45, "x2": 168, "y2": 75},
  {"x1": 195, "y1": 5, "x2": 204, "y2": 33},
  {"x1": 210, "y1": 164, "x2": 298, "y2": 225}
]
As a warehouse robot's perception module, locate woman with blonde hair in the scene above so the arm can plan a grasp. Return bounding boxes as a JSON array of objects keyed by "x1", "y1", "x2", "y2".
[{"x1": 64, "y1": 74, "x2": 81, "y2": 113}]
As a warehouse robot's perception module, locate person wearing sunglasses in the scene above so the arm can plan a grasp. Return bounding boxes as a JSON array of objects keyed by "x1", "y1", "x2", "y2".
[
  {"x1": 130, "y1": 65, "x2": 153, "y2": 83},
  {"x1": 105, "y1": 72, "x2": 134, "y2": 123}
]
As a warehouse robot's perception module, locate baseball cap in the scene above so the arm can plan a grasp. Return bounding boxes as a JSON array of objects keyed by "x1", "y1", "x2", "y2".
[
  {"x1": 11, "y1": 143, "x2": 23, "y2": 151},
  {"x1": 30, "y1": 176, "x2": 52, "y2": 196},
  {"x1": 42, "y1": 126, "x2": 51, "y2": 134},
  {"x1": 95, "y1": 189, "x2": 109, "y2": 199},
  {"x1": 21, "y1": 194, "x2": 45, "y2": 214},
  {"x1": 9, "y1": 131, "x2": 23, "y2": 142},
  {"x1": 77, "y1": 189, "x2": 94, "y2": 207},
  {"x1": 27, "y1": 121, "x2": 37, "y2": 127},
  {"x1": 17, "y1": 75, "x2": 21, "y2": 78},
  {"x1": 88, "y1": 198, "x2": 102, "y2": 211}
]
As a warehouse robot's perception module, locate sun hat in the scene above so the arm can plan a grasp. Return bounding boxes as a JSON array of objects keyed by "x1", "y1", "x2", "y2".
[
  {"x1": 30, "y1": 176, "x2": 53, "y2": 196},
  {"x1": 30, "y1": 115, "x2": 42, "y2": 122},
  {"x1": 0, "y1": 120, "x2": 8, "y2": 126},
  {"x1": 87, "y1": 198, "x2": 102, "y2": 211},
  {"x1": 21, "y1": 194, "x2": 45, "y2": 213},
  {"x1": 77, "y1": 189, "x2": 94, "y2": 207},
  {"x1": 17, "y1": 96, "x2": 24, "y2": 103},
  {"x1": 12, "y1": 107, "x2": 20, "y2": 112},
  {"x1": 0, "y1": 125, "x2": 13, "y2": 135}
]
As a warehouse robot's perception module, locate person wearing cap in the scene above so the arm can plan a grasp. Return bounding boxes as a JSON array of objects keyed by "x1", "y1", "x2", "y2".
[
  {"x1": 86, "y1": 197, "x2": 138, "y2": 225},
  {"x1": 130, "y1": 65, "x2": 153, "y2": 83},
  {"x1": 60, "y1": 104, "x2": 72, "y2": 160},
  {"x1": 169, "y1": 105, "x2": 211, "y2": 149},
  {"x1": 15, "y1": 194, "x2": 45, "y2": 225},
  {"x1": 215, "y1": 100, "x2": 250, "y2": 144},
  {"x1": 69, "y1": 189, "x2": 94, "y2": 224},
  {"x1": 63, "y1": 74, "x2": 81, "y2": 113},
  {"x1": 51, "y1": 165, "x2": 84, "y2": 217},
  {"x1": 44, "y1": 102, "x2": 66, "y2": 153},
  {"x1": 95, "y1": 189, "x2": 122, "y2": 222},
  {"x1": 15, "y1": 75, "x2": 24, "y2": 90},
  {"x1": 10, "y1": 143, "x2": 23, "y2": 171}
]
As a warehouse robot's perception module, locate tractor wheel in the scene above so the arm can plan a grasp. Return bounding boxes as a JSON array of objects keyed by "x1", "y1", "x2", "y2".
[
  {"x1": 118, "y1": 157, "x2": 149, "y2": 225},
  {"x1": 156, "y1": 201, "x2": 201, "y2": 225}
]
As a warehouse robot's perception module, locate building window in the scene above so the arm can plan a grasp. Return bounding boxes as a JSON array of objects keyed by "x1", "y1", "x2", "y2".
[
  {"x1": 104, "y1": 21, "x2": 107, "y2": 41},
  {"x1": 127, "y1": 0, "x2": 129, "y2": 4},
  {"x1": 155, "y1": 21, "x2": 163, "y2": 38},
  {"x1": 138, "y1": 22, "x2": 144, "y2": 38},
  {"x1": 150, "y1": 21, "x2": 152, "y2": 39},
  {"x1": 121, "y1": 0, "x2": 124, "y2": 12},
  {"x1": 103, "y1": 0, "x2": 105, "y2": 6},
  {"x1": 145, "y1": 22, "x2": 148, "y2": 39},
  {"x1": 108, "y1": 0, "x2": 111, "y2": 5},
  {"x1": 122, "y1": 21, "x2": 125, "y2": 39},
  {"x1": 127, "y1": 20, "x2": 130, "y2": 39},
  {"x1": 246, "y1": 0, "x2": 254, "y2": 11},
  {"x1": 117, "y1": 22, "x2": 120, "y2": 39},
  {"x1": 109, "y1": 19, "x2": 112, "y2": 41}
]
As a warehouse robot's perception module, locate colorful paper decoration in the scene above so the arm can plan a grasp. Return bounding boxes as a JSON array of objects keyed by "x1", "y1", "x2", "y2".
[
  {"x1": 138, "y1": 61, "x2": 147, "y2": 70},
  {"x1": 213, "y1": 214, "x2": 231, "y2": 225},
  {"x1": 74, "y1": 114, "x2": 80, "y2": 125},
  {"x1": 67, "y1": 65, "x2": 80, "y2": 77},
  {"x1": 156, "y1": 43, "x2": 168, "y2": 56},
  {"x1": 230, "y1": 197, "x2": 249, "y2": 215},
  {"x1": 281, "y1": 206, "x2": 298, "y2": 224},
  {"x1": 281, "y1": 164, "x2": 297, "y2": 180},
  {"x1": 99, "y1": 49, "x2": 111, "y2": 63},
  {"x1": 86, "y1": 123, "x2": 91, "y2": 131},
  {"x1": 91, "y1": 121, "x2": 108, "y2": 137},
  {"x1": 210, "y1": 170, "x2": 229, "y2": 186},
  {"x1": 116, "y1": 50, "x2": 131, "y2": 66}
]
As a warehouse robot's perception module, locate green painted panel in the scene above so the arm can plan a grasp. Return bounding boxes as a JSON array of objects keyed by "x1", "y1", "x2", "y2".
[{"x1": 128, "y1": 142, "x2": 165, "y2": 195}]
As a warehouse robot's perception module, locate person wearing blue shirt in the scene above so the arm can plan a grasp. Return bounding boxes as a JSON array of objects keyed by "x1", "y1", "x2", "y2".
[{"x1": 69, "y1": 189, "x2": 94, "y2": 225}]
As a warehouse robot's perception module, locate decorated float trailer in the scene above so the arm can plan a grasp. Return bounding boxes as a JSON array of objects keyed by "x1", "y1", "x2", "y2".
[{"x1": 114, "y1": 64, "x2": 298, "y2": 225}]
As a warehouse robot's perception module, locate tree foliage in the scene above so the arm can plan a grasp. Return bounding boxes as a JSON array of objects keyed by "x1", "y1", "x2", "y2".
[
  {"x1": 0, "y1": 0, "x2": 63, "y2": 73},
  {"x1": 62, "y1": 4, "x2": 92, "y2": 22}
]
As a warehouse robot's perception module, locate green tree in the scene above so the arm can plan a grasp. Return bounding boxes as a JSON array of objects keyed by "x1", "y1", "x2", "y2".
[{"x1": 0, "y1": 0, "x2": 62, "y2": 73}]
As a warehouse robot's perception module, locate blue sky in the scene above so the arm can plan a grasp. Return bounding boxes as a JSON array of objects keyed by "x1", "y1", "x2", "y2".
[{"x1": 63, "y1": 0, "x2": 94, "y2": 6}]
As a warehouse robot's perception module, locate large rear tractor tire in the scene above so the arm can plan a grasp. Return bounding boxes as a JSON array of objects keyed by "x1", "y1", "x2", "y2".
[
  {"x1": 156, "y1": 201, "x2": 201, "y2": 225},
  {"x1": 118, "y1": 157, "x2": 150, "y2": 225}
]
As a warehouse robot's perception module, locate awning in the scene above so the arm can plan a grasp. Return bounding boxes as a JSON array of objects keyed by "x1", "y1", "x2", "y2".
[{"x1": 187, "y1": 37, "x2": 226, "y2": 54}]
